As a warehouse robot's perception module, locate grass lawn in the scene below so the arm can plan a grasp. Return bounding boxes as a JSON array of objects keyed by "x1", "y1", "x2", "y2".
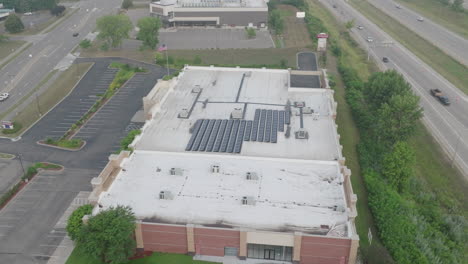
[
  {"x1": 66, "y1": 247, "x2": 220, "y2": 264},
  {"x1": 82, "y1": 45, "x2": 307, "y2": 68},
  {"x1": 0, "y1": 153, "x2": 15, "y2": 159},
  {"x1": 350, "y1": 0, "x2": 468, "y2": 95},
  {"x1": 0, "y1": 63, "x2": 93, "y2": 137},
  {"x1": 0, "y1": 40, "x2": 26, "y2": 61},
  {"x1": 278, "y1": 5, "x2": 314, "y2": 48},
  {"x1": 395, "y1": 0, "x2": 468, "y2": 38},
  {"x1": 408, "y1": 122, "x2": 468, "y2": 212}
]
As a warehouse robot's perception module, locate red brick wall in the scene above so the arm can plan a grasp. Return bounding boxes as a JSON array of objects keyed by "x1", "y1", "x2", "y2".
[
  {"x1": 141, "y1": 223, "x2": 188, "y2": 254},
  {"x1": 300, "y1": 235, "x2": 351, "y2": 264},
  {"x1": 194, "y1": 228, "x2": 240, "y2": 256}
]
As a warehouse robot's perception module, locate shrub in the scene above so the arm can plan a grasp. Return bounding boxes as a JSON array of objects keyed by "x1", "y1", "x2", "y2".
[
  {"x1": 5, "y1": 14, "x2": 24, "y2": 33},
  {"x1": 67, "y1": 204, "x2": 93, "y2": 241},
  {"x1": 79, "y1": 39, "x2": 92, "y2": 49}
]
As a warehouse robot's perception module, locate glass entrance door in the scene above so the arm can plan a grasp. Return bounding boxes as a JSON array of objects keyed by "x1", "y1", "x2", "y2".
[{"x1": 264, "y1": 249, "x2": 275, "y2": 260}]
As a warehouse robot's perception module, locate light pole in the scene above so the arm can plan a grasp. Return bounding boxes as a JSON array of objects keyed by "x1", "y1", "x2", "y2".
[{"x1": 18, "y1": 154, "x2": 26, "y2": 177}]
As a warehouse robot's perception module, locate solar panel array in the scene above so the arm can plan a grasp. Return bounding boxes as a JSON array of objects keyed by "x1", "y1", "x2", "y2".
[{"x1": 186, "y1": 109, "x2": 289, "y2": 154}]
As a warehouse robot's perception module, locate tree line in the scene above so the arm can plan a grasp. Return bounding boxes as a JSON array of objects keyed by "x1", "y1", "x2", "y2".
[{"x1": 0, "y1": 0, "x2": 56, "y2": 12}]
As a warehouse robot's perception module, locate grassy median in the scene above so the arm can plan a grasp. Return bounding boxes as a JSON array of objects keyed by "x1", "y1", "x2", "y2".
[
  {"x1": 395, "y1": 0, "x2": 468, "y2": 38},
  {"x1": 349, "y1": 0, "x2": 468, "y2": 95},
  {"x1": 0, "y1": 40, "x2": 27, "y2": 61}
]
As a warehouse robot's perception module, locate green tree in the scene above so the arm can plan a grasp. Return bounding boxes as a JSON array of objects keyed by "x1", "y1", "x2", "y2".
[
  {"x1": 364, "y1": 70, "x2": 413, "y2": 111},
  {"x1": 345, "y1": 19, "x2": 355, "y2": 30},
  {"x1": 96, "y1": 15, "x2": 133, "y2": 48},
  {"x1": 451, "y1": 0, "x2": 464, "y2": 12},
  {"x1": 193, "y1": 55, "x2": 202, "y2": 65},
  {"x1": 136, "y1": 17, "x2": 161, "y2": 50},
  {"x1": 376, "y1": 94, "x2": 423, "y2": 144},
  {"x1": 121, "y1": 0, "x2": 133, "y2": 9},
  {"x1": 0, "y1": 34, "x2": 9, "y2": 43},
  {"x1": 269, "y1": 10, "x2": 284, "y2": 34},
  {"x1": 5, "y1": 14, "x2": 25, "y2": 33},
  {"x1": 245, "y1": 27, "x2": 256, "y2": 39},
  {"x1": 382, "y1": 141, "x2": 415, "y2": 192},
  {"x1": 66, "y1": 204, "x2": 93, "y2": 241},
  {"x1": 50, "y1": 5, "x2": 65, "y2": 16},
  {"x1": 79, "y1": 39, "x2": 92, "y2": 49},
  {"x1": 76, "y1": 206, "x2": 136, "y2": 264}
]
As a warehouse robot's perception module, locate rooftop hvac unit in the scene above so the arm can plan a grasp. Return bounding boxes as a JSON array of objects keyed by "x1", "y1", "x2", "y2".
[
  {"x1": 170, "y1": 167, "x2": 183, "y2": 176},
  {"x1": 211, "y1": 165, "x2": 220, "y2": 173},
  {"x1": 192, "y1": 85, "x2": 202, "y2": 93},
  {"x1": 246, "y1": 172, "x2": 258, "y2": 180},
  {"x1": 241, "y1": 196, "x2": 256, "y2": 205},
  {"x1": 178, "y1": 108, "x2": 189, "y2": 118},
  {"x1": 159, "y1": 190, "x2": 173, "y2": 200},
  {"x1": 231, "y1": 108, "x2": 243, "y2": 119},
  {"x1": 294, "y1": 101, "x2": 306, "y2": 108},
  {"x1": 303, "y1": 107, "x2": 313, "y2": 114},
  {"x1": 295, "y1": 129, "x2": 308, "y2": 139}
]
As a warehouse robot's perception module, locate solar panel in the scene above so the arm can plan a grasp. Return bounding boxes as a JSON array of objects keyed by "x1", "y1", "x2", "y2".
[
  {"x1": 244, "y1": 120, "x2": 253, "y2": 141},
  {"x1": 234, "y1": 120, "x2": 246, "y2": 153},
  {"x1": 264, "y1": 110, "x2": 272, "y2": 142},
  {"x1": 213, "y1": 120, "x2": 228, "y2": 152},
  {"x1": 199, "y1": 119, "x2": 215, "y2": 151},
  {"x1": 192, "y1": 119, "x2": 208, "y2": 151},
  {"x1": 271, "y1": 110, "x2": 278, "y2": 143},
  {"x1": 278, "y1": 110, "x2": 285, "y2": 132},
  {"x1": 227, "y1": 120, "x2": 240, "y2": 153},
  {"x1": 206, "y1": 119, "x2": 221, "y2": 151},
  {"x1": 285, "y1": 110, "x2": 291, "y2": 125},
  {"x1": 220, "y1": 120, "x2": 233, "y2": 152},
  {"x1": 251, "y1": 109, "x2": 260, "y2": 141},
  {"x1": 257, "y1": 109, "x2": 267, "y2": 142},
  {"x1": 185, "y1": 119, "x2": 203, "y2": 151}
]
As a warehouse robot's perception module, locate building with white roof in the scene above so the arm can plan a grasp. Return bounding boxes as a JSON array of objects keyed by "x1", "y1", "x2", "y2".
[
  {"x1": 149, "y1": 0, "x2": 268, "y2": 28},
  {"x1": 89, "y1": 66, "x2": 358, "y2": 264}
]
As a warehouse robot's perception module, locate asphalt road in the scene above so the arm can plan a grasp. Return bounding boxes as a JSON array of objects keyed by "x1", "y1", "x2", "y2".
[
  {"x1": 0, "y1": 0, "x2": 121, "y2": 115},
  {"x1": 321, "y1": 0, "x2": 468, "y2": 179},
  {"x1": 365, "y1": 0, "x2": 468, "y2": 66},
  {"x1": 0, "y1": 58, "x2": 166, "y2": 263}
]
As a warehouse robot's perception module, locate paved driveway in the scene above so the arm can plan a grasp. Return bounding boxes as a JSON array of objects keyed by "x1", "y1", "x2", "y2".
[{"x1": 297, "y1": 52, "x2": 318, "y2": 71}]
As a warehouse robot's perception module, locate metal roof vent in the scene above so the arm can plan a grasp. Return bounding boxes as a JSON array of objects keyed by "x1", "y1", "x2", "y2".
[
  {"x1": 246, "y1": 172, "x2": 258, "y2": 180},
  {"x1": 241, "y1": 196, "x2": 256, "y2": 205},
  {"x1": 231, "y1": 108, "x2": 243, "y2": 119},
  {"x1": 159, "y1": 190, "x2": 173, "y2": 200},
  {"x1": 295, "y1": 129, "x2": 309, "y2": 139},
  {"x1": 192, "y1": 85, "x2": 201, "y2": 93},
  {"x1": 303, "y1": 107, "x2": 313, "y2": 114},
  {"x1": 211, "y1": 165, "x2": 220, "y2": 173},
  {"x1": 169, "y1": 167, "x2": 183, "y2": 176},
  {"x1": 294, "y1": 101, "x2": 306, "y2": 108},
  {"x1": 178, "y1": 108, "x2": 189, "y2": 118}
]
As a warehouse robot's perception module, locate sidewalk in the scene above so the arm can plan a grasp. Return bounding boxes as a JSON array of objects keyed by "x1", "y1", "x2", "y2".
[{"x1": 46, "y1": 191, "x2": 90, "y2": 264}]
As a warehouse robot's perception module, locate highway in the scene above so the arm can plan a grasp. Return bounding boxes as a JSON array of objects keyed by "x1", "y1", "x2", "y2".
[
  {"x1": 0, "y1": 0, "x2": 121, "y2": 116},
  {"x1": 322, "y1": 0, "x2": 468, "y2": 179},
  {"x1": 366, "y1": 0, "x2": 468, "y2": 66}
]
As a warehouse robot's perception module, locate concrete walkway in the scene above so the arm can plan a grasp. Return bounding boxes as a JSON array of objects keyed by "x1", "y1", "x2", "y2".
[{"x1": 45, "y1": 191, "x2": 90, "y2": 264}]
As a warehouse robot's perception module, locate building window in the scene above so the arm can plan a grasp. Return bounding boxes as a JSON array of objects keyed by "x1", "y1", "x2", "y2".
[{"x1": 247, "y1": 244, "x2": 293, "y2": 262}]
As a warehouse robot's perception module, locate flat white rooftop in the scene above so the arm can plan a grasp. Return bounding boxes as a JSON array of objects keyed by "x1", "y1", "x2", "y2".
[
  {"x1": 96, "y1": 151, "x2": 350, "y2": 236},
  {"x1": 152, "y1": 0, "x2": 267, "y2": 8},
  {"x1": 135, "y1": 66, "x2": 341, "y2": 161}
]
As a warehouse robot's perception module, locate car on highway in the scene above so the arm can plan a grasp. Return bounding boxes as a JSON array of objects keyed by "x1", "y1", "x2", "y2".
[
  {"x1": 367, "y1": 36, "x2": 374, "y2": 42},
  {"x1": 333, "y1": 4, "x2": 337, "y2": 8},
  {"x1": 24, "y1": 12, "x2": 33, "y2": 15},
  {"x1": 417, "y1": 17, "x2": 424, "y2": 22},
  {"x1": 382, "y1": 57, "x2": 389, "y2": 63},
  {"x1": 73, "y1": 33, "x2": 79, "y2": 37},
  {"x1": 0, "y1": 93, "x2": 9, "y2": 102},
  {"x1": 395, "y1": 4, "x2": 402, "y2": 9},
  {"x1": 430, "y1": 89, "x2": 450, "y2": 105},
  {"x1": 357, "y1": 25, "x2": 364, "y2": 30}
]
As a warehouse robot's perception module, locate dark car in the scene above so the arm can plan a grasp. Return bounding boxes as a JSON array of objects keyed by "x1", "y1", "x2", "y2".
[
  {"x1": 382, "y1": 57, "x2": 389, "y2": 63},
  {"x1": 430, "y1": 89, "x2": 450, "y2": 105},
  {"x1": 333, "y1": 4, "x2": 337, "y2": 8},
  {"x1": 73, "y1": 33, "x2": 79, "y2": 37}
]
